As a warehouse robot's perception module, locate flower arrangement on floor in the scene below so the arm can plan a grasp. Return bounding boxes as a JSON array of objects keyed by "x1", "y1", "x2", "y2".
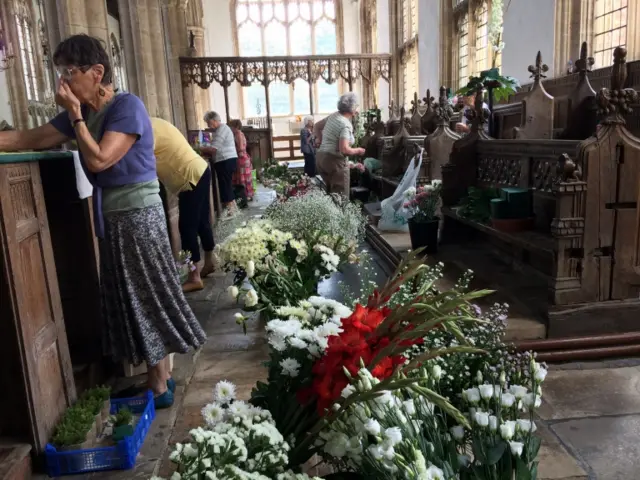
[
  {"x1": 215, "y1": 220, "x2": 348, "y2": 316},
  {"x1": 152, "y1": 380, "x2": 322, "y2": 480},
  {"x1": 153, "y1": 180, "x2": 547, "y2": 480},
  {"x1": 265, "y1": 190, "x2": 365, "y2": 261}
]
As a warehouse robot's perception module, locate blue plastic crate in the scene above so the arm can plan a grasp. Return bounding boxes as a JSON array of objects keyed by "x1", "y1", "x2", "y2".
[{"x1": 45, "y1": 390, "x2": 156, "y2": 476}]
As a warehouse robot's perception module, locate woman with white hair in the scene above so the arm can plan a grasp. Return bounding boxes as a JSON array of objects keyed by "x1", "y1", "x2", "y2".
[
  {"x1": 300, "y1": 115, "x2": 316, "y2": 176},
  {"x1": 200, "y1": 111, "x2": 238, "y2": 218},
  {"x1": 313, "y1": 92, "x2": 365, "y2": 196}
]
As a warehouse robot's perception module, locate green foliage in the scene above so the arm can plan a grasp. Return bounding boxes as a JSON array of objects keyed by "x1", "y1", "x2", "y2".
[
  {"x1": 458, "y1": 187, "x2": 500, "y2": 224},
  {"x1": 113, "y1": 407, "x2": 133, "y2": 428},
  {"x1": 51, "y1": 385, "x2": 111, "y2": 447},
  {"x1": 456, "y1": 68, "x2": 520, "y2": 103},
  {"x1": 51, "y1": 405, "x2": 95, "y2": 447}
]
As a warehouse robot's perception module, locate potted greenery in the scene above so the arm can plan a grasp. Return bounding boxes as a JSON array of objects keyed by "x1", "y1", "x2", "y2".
[
  {"x1": 402, "y1": 181, "x2": 442, "y2": 253},
  {"x1": 51, "y1": 404, "x2": 97, "y2": 471},
  {"x1": 111, "y1": 407, "x2": 134, "y2": 442}
]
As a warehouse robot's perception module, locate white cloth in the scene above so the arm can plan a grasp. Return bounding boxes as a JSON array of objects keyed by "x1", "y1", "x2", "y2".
[
  {"x1": 378, "y1": 148, "x2": 423, "y2": 233},
  {"x1": 72, "y1": 150, "x2": 93, "y2": 199}
]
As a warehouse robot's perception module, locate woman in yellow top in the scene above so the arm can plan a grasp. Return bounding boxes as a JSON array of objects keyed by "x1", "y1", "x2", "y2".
[{"x1": 152, "y1": 117, "x2": 215, "y2": 292}]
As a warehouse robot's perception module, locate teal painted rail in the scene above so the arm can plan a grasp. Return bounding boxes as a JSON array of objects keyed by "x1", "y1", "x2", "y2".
[{"x1": 0, "y1": 150, "x2": 73, "y2": 164}]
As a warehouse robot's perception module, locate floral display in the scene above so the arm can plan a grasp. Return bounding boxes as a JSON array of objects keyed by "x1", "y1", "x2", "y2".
[
  {"x1": 215, "y1": 220, "x2": 347, "y2": 315},
  {"x1": 265, "y1": 190, "x2": 365, "y2": 256},
  {"x1": 152, "y1": 380, "x2": 322, "y2": 480},
  {"x1": 403, "y1": 180, "x2": 443, "y2": 223},
  {"x1": 153, "y1": 168, "x2": 546, "y2": 480}
]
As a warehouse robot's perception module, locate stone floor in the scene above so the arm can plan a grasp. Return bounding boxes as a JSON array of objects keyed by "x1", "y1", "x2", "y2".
[{"x1": 79, "y1": 190, "x2": 640, "y2": 480}]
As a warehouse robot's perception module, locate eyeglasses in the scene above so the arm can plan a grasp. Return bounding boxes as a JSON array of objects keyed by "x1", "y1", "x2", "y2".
[{"x1": 56, "y1": 65, "x2": 89, "y2": 80}]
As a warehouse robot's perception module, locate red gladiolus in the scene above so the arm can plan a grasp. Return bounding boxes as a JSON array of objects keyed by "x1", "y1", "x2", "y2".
[{"x1": 304, "y1": 303, "x2": 423, "y2": 413}]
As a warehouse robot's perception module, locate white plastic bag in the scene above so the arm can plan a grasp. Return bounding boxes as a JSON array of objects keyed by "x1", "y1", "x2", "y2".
[{"x1": 378, "y1": 148, "x2": 423, "y2": 232}]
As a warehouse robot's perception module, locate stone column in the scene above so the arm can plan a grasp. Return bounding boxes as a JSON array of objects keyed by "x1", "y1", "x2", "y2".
[
  {"x1": 163, "y1": 0, "x2": 188, "y2": 132},
  {"x1": 147, "y1": 0, "x2": 171, "y2": 119}
]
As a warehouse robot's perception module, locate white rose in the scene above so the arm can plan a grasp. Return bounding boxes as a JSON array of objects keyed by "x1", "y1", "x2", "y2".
[
  {"x1": 509, "y1": 441, "x2": 524, "y2": 456},
  {"x1": 227, "y1": 285, "x2": 239, "y2": 300},
  {"x1": 500, "y1": 420, "x2": 516, "y2": 440}
]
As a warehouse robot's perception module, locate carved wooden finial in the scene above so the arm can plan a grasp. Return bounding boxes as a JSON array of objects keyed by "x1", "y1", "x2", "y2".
[
  {"x1": 422, "y1": 88, "x2": 434, "y2": 107},
  {"x1": 434, "y1": 85, "x2": 454, "y2": 125},
  {"x1": 528, "y1": 51, "x2": 549, "y2": 83},
  {"x1": 557, "y1": 153, "x2": 582, "y2": 182},
  {"x1": 596, "y1": 46, "x2": 638, "y2": 121},
  {"x1": 574, "y1": 41, "x2": 595, "y2": 75},
  {"x1": 410, "y1": 92, "x2": 421, "y2": 114}
]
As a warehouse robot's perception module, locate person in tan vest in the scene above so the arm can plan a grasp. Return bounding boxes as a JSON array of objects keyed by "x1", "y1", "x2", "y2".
[{"x1": 151, "y1": 117, "x2": 215, "y2": 292}]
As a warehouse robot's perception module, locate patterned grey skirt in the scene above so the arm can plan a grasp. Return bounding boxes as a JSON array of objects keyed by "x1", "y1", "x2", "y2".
[{"x1": 99, "y1": 203, "x2": 207, "y2": 367}]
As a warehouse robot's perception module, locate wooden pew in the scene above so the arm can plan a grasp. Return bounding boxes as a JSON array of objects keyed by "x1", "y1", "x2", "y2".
[
  {"x1": 440, "y1": 48, "x2": 640, "y2": 337},
  {"x1": 493, "y1": 41, "x2": 640, "y2": 139},
  {"x1": 425, "y1": 86, "x2": 462, "y2": 180}
]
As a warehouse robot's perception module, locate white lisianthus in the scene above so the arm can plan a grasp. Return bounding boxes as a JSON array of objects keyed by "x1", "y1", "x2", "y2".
[
  {"x1": 501, "y1": 392, "x2": 516, "y2": 408},
  {"x1": 280, "y1": 358, "x2": 301, "y2": 377},
  {"x1": 509, "y1": 385, "x2": 528, "y2": 399},
  {"x1": 364, "y1": 418, "x2": 381, "y2": 436},
  {"x1": 517, "y1": 419, "x2": 537, "y2": 433},
  {"x1": 227, "y1": 285, "x2": 239, "y2": 300},
  {"x1": 384, "y1": 427, "x2": 403, "y2": 446},
  {"x1": 426, "y1": 465, "x2": 445, "y2": 480},
  {"x1": 479, "y1": 384, "x2": 494, "y2": 400},
  {"x1": 462, "y1": 387, "x2": 481, "y2": 404},
  {"x1": 523, "y1": 392, "x2": 542, "y2": 410},
  {"x1": 500, "y1": 420, "x2": 516, "y2": 440},
  {"x1": 509, "y1": 441, "x2": 524, "y2": 457},
  {"x1": 473, "y1": 410, "x2": 489, "y2": 428},
  {"x1": 535, "y1": 365, "x2": 548, "y2": 382},
  {"x1": 244, "y1": 289, "x2": 259, "y2": 307},
  {"x1": 450, "y1": 425, "x2": 465, "y2": 441},
  {"x1": 403, "y1": 186, "x2": 416, "y2": 199},
  {"x1": 489, "y1": 415, "x2": 498, "y2": 432},
  {"x1": 432, "y1": 364, "x2": 443, "y2": 380},
  {"x1": 341, "y1": 384, "x2": 356, "y2": 398},
  {"x1": 246, "y1": 260, "x2": 255, "y2": 278},
  {"x1": 402, "y1": 399, "x2": 416, "y2": 416}
]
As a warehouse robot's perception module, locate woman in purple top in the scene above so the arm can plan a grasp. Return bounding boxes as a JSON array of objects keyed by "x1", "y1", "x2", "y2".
[{"x1": 0, "y1": 35, "x2": 206, "y2": 408}]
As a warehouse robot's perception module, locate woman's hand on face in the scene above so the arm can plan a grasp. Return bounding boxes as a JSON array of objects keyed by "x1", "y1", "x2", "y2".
[{"x1": 55, "y1": 79, "x2": 82, "y2": 118}]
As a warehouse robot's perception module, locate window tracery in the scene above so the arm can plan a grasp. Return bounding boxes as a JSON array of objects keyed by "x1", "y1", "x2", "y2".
[{"x1": 234, "y1": 0, "x2": 340, "y2": 117}]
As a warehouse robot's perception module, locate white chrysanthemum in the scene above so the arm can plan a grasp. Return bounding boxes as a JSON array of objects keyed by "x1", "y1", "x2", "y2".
[
  {"x1": 214, "y1": 380, "x2": 236, "y2": 404},
  {"x1": 280, "y1": 358, "x2": 301, "y2": 377}
]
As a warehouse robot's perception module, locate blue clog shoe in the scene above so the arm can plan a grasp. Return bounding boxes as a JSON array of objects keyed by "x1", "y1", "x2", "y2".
[
  {"x1": 167, "y1": 377, "x2": 176, "y2": 393},
  {"x1": 154, "y1": 389, "x2": 174, "y2": 409}
]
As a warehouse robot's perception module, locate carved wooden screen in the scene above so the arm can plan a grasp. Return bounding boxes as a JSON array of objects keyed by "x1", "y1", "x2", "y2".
[
  {"x1": 234, "y1": 0, "x2": 340, "y2": 116},
  {"x1": 0, "y1": 162, "x2": 75, "y2": 453}
]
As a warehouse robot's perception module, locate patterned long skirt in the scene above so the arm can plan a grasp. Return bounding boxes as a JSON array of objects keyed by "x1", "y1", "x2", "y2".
[
  {"x1": 99, "y1": 203, "x2": 207, "y2": 367},
  {"x1": 232, "y1": 151, "x2": 255, "y2": 198}
]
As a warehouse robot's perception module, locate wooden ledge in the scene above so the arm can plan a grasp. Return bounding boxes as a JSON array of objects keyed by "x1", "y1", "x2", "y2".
[{"x1": 0, "y1": 150, "x2": 73, "y2": 164}]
